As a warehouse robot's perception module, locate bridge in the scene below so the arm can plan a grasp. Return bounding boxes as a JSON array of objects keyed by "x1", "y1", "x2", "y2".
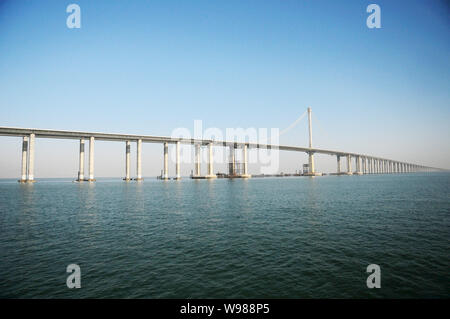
[{"x1": 0, "y1": 108, "x2": 438, "y2": 182}]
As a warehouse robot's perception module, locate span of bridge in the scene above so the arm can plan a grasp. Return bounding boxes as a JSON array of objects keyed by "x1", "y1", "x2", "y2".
[{"x1": 0, "y1": 108, "x2": 438, "y2": 182}]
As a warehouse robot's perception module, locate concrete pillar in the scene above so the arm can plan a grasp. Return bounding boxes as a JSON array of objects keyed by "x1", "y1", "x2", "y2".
[
  {"x1": 243, "y1": 144, "x2": 250, "y2": 177},
  {"x1": 19, "y1": 136, "x2": 28, "y2": 182},
  {"x1": 356, "y1": 156, "x2": 362, "y2": 175},
  {"x1": 27, "y1": 133, "x2": 35, "y2": 181},
  {"x1": 77, "y1": 138, "x2": 85, "y2": 181},
  {"x1": 124, "y1": 141, "x2": 131, "y2": 181},
  {"x1": 163, "y1": 142, "x2": 169, "y2": 180},
  {"x1": 88, "y1": 137, "x2": 95, "y2": 181},
  {"x1": 337, "y1": 155, "x2": 341, "y2": 174},
  {"x1": 346, "y1": 155, "x2": 352, "y2": 175},
  {"x1": 136, "y1": 139, "x2": 142, "y2": 180},
  {"x1": 195, "y1": 144, "x2": 201, "y2": 177},
  {"x1": 206, "y1": 142, "x2": 216, "y2": 178},
  {"x1": 175, "y1": 141, "x2": 181, "y2": 180},
  {"x1": 362, "y1": 157, "x2": 366, "y2": 174},
  {"x1": 308, "y1": 152, "x2": 315, "y2": 174},
  {"x1": 229, "y1": 144, "x2": 236, "y2": 176}
]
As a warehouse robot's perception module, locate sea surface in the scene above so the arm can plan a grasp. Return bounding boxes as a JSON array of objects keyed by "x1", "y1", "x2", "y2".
[{"x1": 0, "y1": 173, "x2": 449, "y2": 298}]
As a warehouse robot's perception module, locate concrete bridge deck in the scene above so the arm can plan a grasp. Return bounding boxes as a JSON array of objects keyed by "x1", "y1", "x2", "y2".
[{"x1": 0, "y1": 110, "x2": 439, "y2": 183}]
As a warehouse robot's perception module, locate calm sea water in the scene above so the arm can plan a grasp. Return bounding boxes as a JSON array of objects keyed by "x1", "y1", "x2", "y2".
[{"x1": 0, "y1": 173, "x2": 448, "y2": 298}]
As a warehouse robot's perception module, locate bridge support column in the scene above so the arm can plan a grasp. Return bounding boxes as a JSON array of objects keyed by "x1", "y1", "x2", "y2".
[
  {"x1": 136, "y1": 139, "x2": 143, "y2": 181},
  {"x1": 346, "y1": 155, "x2": 352, "y2": 175},
  {"x1": 229, "y1": 144, "x2": 236, "y2": 176},
  {"x1": 194, "y1": 144, "x2": 201, "y2": 177},
  {"x1": 356, "y1": 156, "x2": 362, "y2": 175},
  {"x1": 308, "y1": 152, "x2": 315, "y2": 175},
  {"x1": 175, "y1": 141, "x2": 181, "y2": 180},
  {"x1": 206, "y1": 142, "x2": 216, "y2": 179},
  {"x1": 337, "y1": 155, "x2": 341, "y2": 174},
  {"x1": 124, "y1": 141, "x2": 131, "y2": 181},
  {"x1": 77, "y1": 138, "x2": 85, "y2": 181},
  {"x1": 19, "y1": 136, "x2": 28, "y2": 182},
  {"x1": 87, "y1": 137, "x2": 95, "y2": 181},
  {"x1": 242, "y1": 144, "x2": 251, "y2": 178},
  {"x1": 27, "y1": 133, "x2": 35, "y2": 182},
  {"x1": 162, "y1": 142, "x2": 169, "y2": 180}
]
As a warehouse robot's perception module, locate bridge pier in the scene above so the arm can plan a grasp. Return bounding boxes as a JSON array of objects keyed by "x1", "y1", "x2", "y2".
[
  {"x1": 205, "y1": 142, "x2": 216, "y2": 179},
  {"x1": 337, "y1": 155, "x2": 341, "y2": 174},
  {"x1": 27, "y1": 133, "x2": 35, "y2": 182},
  {"x1": 175, "y1": 141, "x2": 181, "y2": 180},
  {"x1": 242, "y1": 144, "x2": 251, "y2": 178},
  {"x1": 346, "y1": 154, "x2": 353, "y2": 175},
  {"x1": 76, "y1": 138, "x2": 85, "y2": 181},
  {"x1": 162, "y1": 142, "x2": 169, "y2": 180},
  {"x1": 135, "y1": 139, "x2": 143, "y2": 181},
  {"x1": 355, "y1": 156, "x2": 362, "y2": 175},
  {"x1": 124, "y1": 141, "x2": 131, "y2": 181},
  {"x1": 18, "y1": 136, "x2": 28, "y2": 182},
  {"x1": 229, "y1": 144, "x2": 236, "y2": 176},
  {"x1": 194, "y1": 144, "x2": 201, "y2": 177},
  {"x1": 87, "y1": 137, "x2": 95, "y2": 181},
  {"x1": 308, "y1": 152, "x2": 315, "y2": 175}
]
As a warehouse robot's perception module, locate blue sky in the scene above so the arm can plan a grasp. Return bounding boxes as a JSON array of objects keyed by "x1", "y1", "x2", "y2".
[{"x1": 0, "y1": 0, "x2": 449, "y2": 177}]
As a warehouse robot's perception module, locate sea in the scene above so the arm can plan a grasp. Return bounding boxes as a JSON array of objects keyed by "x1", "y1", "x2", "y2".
[{"x1": 0, "y1": 173, "x2": 448, "y2": 298}]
